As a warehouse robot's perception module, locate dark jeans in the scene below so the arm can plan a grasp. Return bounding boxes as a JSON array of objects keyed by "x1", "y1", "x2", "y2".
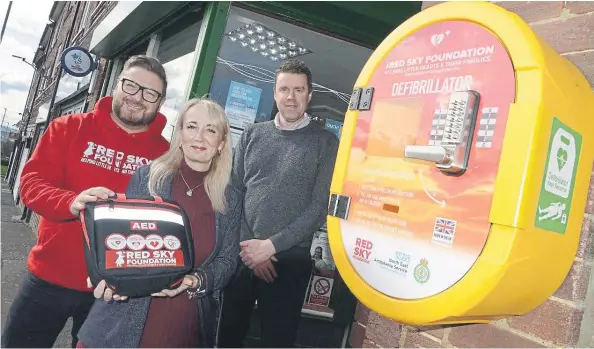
[
  {"x1": 217, "y1": 248, "x2": 312, "y2": 348},
  {"x1": 1, "y1": 271, "x2": 95, "y2": 348}
]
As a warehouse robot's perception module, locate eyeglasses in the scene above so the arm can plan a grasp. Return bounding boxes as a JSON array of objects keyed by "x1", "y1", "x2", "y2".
[{"x1": 119, "y1": 78, "x2": 163, "y2": 103}]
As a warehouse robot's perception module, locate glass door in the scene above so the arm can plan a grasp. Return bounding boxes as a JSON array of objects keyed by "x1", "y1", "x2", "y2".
[{"x1": 206, "y1": 4, "x2": 373, "y2": 347}]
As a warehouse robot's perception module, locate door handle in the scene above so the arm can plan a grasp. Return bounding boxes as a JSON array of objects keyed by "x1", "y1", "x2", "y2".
[
  {"x1": 405, "y1": 90, "x2": 481, "y2": 175},
  {"x1": 404, "y1": 145, "x2": 451, "y2": 165}
]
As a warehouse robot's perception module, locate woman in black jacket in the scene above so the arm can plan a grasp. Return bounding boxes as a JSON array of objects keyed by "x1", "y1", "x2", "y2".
[{"x1": 77, "y1": 98, "x2": 241, "y2": 348}]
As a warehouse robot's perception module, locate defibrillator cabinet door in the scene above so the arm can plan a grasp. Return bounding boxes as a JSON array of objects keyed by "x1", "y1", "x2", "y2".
[
  {"x1": 327, "y1": 1, "x2": 594, "y2": 326},
  {"x1": 337, "y1": 20, "x2": 515, "y2": 300}
]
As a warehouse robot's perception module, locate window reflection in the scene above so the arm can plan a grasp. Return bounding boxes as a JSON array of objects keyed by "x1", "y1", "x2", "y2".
[
  {"x1": 157, "y1": 19, "x2": 202, "y2": 141},
  {"x1": 159, "y1": 53, "x2": 195, "y2": 140},
  {"x1": 208, "y1": 6, "x2": 373, "y2": 147}
]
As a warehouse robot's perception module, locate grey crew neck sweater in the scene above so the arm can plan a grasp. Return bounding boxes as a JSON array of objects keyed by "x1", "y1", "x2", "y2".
[{"x1": 232, "y1": 120, "x2": 339, "y2": 253}]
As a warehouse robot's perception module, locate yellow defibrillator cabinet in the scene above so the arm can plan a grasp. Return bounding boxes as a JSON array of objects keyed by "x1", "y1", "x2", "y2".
[{"x1": 327, "y1": 1, "x2": 594, "y2": 325}]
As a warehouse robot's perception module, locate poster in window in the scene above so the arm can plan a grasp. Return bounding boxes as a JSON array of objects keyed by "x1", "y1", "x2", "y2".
[
  {"x1": 310, "y1": 229, "x2": 336, "y2": 272},
  {"x1": 224, "y1": 81, "x2": 262, "y2": 129},
  {"x1": 325, "y1": 119, "x2": 343, "y2": 140}
]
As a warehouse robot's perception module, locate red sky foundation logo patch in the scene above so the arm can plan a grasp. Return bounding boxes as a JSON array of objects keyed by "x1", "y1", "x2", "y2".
[{"x1": 104, "y1": 233, "x2": 183, "y2": 269}]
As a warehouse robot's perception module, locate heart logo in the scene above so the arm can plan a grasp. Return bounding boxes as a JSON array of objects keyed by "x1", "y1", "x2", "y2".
[
  {"x1": 431, "y1": 33, "x2": 444, "y2": 46},
  {"x1": 133, "y1": 242, "x2": 140, "y2": 247},
  {"x1": 150, "y1": 241, "x2": 159, "y2": 247},
  {"x1": 114, "y1": 241, "x2": 121, "y2": 245},
  {"x1": 556, "y1": 148, "x2": 568, "y2": 170},
  {"x1": 168, "y1": 241, "x2": 175, "y2": 248}
]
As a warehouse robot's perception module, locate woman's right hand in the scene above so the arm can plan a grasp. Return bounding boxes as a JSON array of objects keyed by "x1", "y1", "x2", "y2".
[{"x1": 87, "y1": 277, "x2": 128, "y2": 302}]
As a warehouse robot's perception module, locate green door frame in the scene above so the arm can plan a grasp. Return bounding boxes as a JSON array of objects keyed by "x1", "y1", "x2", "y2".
[{"x1": 187, "y1": 1, "x2": 231, "y2": 99}]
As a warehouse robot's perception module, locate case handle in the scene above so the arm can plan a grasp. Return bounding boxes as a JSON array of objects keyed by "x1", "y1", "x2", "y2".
[{"x1": 108, "y1": 193, "x2": 164, "y2": 203}]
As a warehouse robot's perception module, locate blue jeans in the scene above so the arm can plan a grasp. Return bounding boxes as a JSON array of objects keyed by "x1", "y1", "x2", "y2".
[{"x1": 1, "y1": 271, "x2": 95, "y2": 348}]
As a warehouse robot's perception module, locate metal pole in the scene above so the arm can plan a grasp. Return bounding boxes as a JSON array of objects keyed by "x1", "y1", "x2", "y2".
[
  {"x1": 1, "y1": 1, "x2": 13, "y2": 45},
  {"x1": 8, "y1": 70, "x2": 40, "y2": 190},
  {"x1": 1, "y1": 108, "x2": 6, "y2": 128},
  {"x1": 5, "y1": 140, "x2": 17, "y2": 180},
  {"x1": 7, "y1": 60, "x2": 39, "y2": 185}
]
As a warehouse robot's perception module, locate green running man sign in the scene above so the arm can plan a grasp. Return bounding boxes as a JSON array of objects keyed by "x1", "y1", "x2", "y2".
[{"x1": 535, "y1": 118, "x2": 582, "y2": 234}]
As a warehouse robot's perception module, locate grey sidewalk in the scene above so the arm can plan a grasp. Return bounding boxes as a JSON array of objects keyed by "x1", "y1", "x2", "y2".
[{"x1": 1, "y1": 179, "x2": 71, "y2": 348}]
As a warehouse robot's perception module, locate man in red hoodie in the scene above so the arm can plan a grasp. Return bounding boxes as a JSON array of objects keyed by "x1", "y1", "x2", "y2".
[{"x1": 1, "y1": 55, "x2": 171, "y2": 348}]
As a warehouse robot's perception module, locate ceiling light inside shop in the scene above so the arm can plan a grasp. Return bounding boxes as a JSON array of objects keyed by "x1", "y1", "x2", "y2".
[{"x1": 224, "y1": 23, "x2": 312, "y2": 62}]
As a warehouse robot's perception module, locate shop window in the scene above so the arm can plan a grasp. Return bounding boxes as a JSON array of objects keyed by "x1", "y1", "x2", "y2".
[
  {"x1": 206, "y1": 5, "x2": 373, "y2": 319},
  {"x1": 156, "y1": 13, "x2": 203, "y2": 141},
  {"x1": 103, "y1": 40, "x2": 150, "y2": 100},
  {"x1": 208, "y1": 6, "x2": 373, "y2": 148},
  {"x1": 112, "y1": 40, "x2": 151, "y2": 79}
]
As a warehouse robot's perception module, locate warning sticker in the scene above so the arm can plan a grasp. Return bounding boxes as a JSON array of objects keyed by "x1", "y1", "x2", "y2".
[
  {"x1": 307, "y1": 276, "x2": 334, "y2": 307},
  {"x1": 104, "y1": 233, "x2": 184, "y2": 269}
]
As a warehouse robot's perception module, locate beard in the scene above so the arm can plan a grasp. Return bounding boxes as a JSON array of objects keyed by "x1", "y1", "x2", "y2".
[{"x1": 112, "y1": 98, "x2": 158, "y2": 127}]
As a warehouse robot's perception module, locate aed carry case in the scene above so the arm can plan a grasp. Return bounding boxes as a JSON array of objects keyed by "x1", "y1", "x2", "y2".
[{"x1": 81, "y1": 194, "x2": 195, "y2": 297}]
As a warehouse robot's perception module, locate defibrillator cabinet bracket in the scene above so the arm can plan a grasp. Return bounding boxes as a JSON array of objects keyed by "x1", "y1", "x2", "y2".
[
  {"x1": 328, "y1": 193, "x2": 351, "y2": 220},
  {"x1": 349, "y1": 87, "x2": 374, "y2": 111},
  {"x1": 405, "y1": 90, "x2": 480, "y2": 176}
]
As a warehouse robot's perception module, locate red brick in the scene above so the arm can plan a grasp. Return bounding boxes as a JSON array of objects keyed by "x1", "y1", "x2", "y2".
[
  {"x1": 403, "y1": 331, "x2": 442, "y2": 348},
  {"x1": 349, "y1": 322, "x2": 367, "y2": 348},
  {"x1": 355, "y1": 302, "x2": 371, "y2": 324},
  {"x1": 495, "y1": 1, "x2": 564, "y2": 23},
  {"x1": 86, "y1": 57, "x2": 110, "y2": 112},
  {"x1": 576, "y1": 215, "x2": 594, "y2": 259},
  {"x1": 365, "y1": 312, "x2": 402, "y2": 348},
  {"x1": 415, "y1": 326, "x2": 445, "y2": 341},
  {"x1": 554, "y1": 260, "x2": 591, "y2": 301},
  {"x1": 508, "y1": 299, "x2": 584, "y2": 346},
  {"x1": 532, "y1": 13, "x2": 594, "y2": 54},
  {"x1": 565, "y1": 1, "x2": 594, "y2": 15},
  {"x1": 563, "y1": 50, "x2": 594, "y2": 89},
  {"x1": 362, "y1": 338, "x2": 381, "y2": 348},
  {"x1": 449, "y1": 324, "x2": 546, "y2": 348},
  {"x1": 586, "y1": 170, "x2": 594, "y2": 213}
]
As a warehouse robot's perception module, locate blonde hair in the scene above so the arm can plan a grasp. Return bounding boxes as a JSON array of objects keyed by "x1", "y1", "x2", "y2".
[{"x1": 148, "y1": 98, "x2": 233, "y2": 213}]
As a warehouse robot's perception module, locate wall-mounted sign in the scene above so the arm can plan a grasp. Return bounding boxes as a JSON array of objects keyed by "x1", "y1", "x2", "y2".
[{"x1": 60, "y1": 46, "x2": 96, "y2": 77}]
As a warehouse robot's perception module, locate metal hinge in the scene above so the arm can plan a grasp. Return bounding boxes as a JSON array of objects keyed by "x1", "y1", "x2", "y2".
[
  {"x1": 328, "y1": 193, "x2": 352, "y2": 220},
  {"x1": 348, "y1": 87, "x2": 374, "y2": 111}
]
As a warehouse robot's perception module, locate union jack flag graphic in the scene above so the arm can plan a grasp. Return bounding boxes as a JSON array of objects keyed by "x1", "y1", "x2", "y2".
[{"x1": 432, "y1": 217, "x2": 457, "y2": 245}]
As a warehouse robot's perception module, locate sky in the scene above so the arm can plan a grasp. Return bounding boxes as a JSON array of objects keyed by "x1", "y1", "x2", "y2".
[{"x1": 0, "y1": 0, "x2": 54, "y2": 129}]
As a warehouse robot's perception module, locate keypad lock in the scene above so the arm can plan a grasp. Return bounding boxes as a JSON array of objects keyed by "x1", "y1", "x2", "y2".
[{"x1": 405, "y1": 90, "x2": 481, "y2": 175}]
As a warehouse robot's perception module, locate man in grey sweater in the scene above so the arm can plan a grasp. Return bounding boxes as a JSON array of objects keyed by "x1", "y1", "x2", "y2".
[{"x1": 218, "y1": 60, "x2": 339, "y2": 348}]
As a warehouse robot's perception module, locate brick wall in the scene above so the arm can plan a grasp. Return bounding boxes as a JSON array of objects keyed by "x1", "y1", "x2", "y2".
[
  {"x1": 69, "y1": 1, "x2": 117, "y2": 113},
  {"x1": 25, "y1": 1, "x2": 117, "y2": 233},
  {"x1": 27, "y1": 1, "x2": 117, "y2": 125},
  {"x1": 349, "y1": 2, "x2": 594, "y2": 348},
  {"x1": 28, "y1": 2, "x2": 80, "y2": 128},
  {"x1": 84, "y1": 2, "x2": 119, "y2": 111}
]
